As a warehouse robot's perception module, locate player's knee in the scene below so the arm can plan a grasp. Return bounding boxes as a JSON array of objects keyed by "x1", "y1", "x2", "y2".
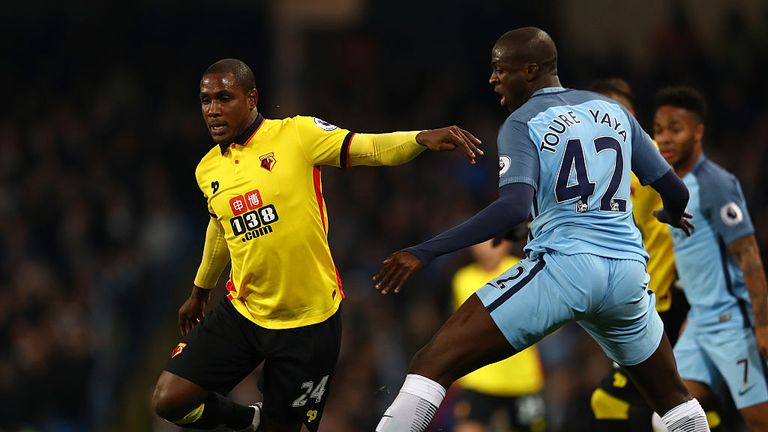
[{"x1": 151, "y1": 382, "x2": 188, "y2": 421}]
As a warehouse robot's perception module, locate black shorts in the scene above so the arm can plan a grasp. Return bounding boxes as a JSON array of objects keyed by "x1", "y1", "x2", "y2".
[
  {"x1": 453, "y1": 388, "x2": 546, "y2": 431},
  {"x1": 164, "y1": 297, "x2": 341, "y2": 431}
]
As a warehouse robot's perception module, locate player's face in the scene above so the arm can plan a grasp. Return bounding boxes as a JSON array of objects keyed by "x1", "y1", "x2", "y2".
[
  {"x1": 200, "y1": 72, "x2": 258, "y2": 144},
  {"x1": 653, "y1": 105, "x2": 703, "y2": 169},
  {"x1": 489, "y1": 45, "x2": 529, "y2": 112}
]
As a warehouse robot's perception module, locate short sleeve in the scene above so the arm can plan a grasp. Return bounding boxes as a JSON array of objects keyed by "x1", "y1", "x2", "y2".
[
  {"x1": 498, "y1": 118, "x2": 539, "y2": 190},
  {"x1": 701, "y1": 173, "x2": 754, "y2": 244},
  {"x1": 629, "y1": 115, "x2": 670, "y2": 185},
  {"x1": 294, "y1": 116, "x2": 353, "y2": 167}
]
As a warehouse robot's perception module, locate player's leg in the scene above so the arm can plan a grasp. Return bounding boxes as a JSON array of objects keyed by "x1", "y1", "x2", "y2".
[
  {"x1": 377, "y1": 256, "x2": 571, "y2": 432},
  {"x1": 740, "y1": 402, "x2": 768, "y2": 431},
  {"x1": 376, "y1": 294, "x2": 517, "y2": 432},
  {"x1": 152, "y1": 297, "x2": 262, "y2": 430},
  {"x1": 581, "y1": 258, "x2": 709, "y2": 431},
  {"x1": 257, "y1": 308, "x2": 342, "y2": 432}
]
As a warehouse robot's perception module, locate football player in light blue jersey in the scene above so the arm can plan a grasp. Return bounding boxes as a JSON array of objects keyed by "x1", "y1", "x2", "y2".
[
  {"x1": 653, "y1": 86, "x2": 768, "y2": 430},
  {"x1": 373, "y1": 27, "x2": 710, "y2": 432}
]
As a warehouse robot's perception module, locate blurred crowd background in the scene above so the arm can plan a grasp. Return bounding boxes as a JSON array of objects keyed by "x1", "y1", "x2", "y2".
[{"x1": 1, "y1": 0, "x2": 767, "y2": 431}]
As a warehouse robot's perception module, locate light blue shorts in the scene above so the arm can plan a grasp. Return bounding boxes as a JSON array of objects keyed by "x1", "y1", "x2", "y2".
[
  {"x1": 476, "y1": 252, "x2": 663, "y2": 366},
  {"x1": 674, "y1": 325, "x2": 768, "y2": 409}
]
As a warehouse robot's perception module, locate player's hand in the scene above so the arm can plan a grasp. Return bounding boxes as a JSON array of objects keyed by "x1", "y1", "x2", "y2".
[
  {"x1": 416, "y1": 126, "x2": 484, "y2": 164},
  {"x1": 178, "y1": 286, "x2": 211, "y2": 336},
  {"x1": 756, "y1": 325, "x2": 768, "y2": 359},
  {"x1": 652, "y1": 209, "x2": 695, "y2": 236},
  {"x1": 372, "y1": 251, "x2": 424, "y2": 295}
]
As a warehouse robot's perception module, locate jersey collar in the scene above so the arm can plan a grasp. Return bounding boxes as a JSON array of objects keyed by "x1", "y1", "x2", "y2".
[
  {"x1": 531, "y1": 86, "x2": 567, "y2": 97},
  {"x1": 219, "y1": 113, "x2": 265, "y2": 154}
]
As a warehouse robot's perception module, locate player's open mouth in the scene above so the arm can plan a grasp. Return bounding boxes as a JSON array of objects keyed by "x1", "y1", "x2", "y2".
[
  {"x1": 210, "y1": 123, "x2": 227, "y2": 134},
  {"x1": 661, "y1": 151, "x2": 674, "y2": 159}
]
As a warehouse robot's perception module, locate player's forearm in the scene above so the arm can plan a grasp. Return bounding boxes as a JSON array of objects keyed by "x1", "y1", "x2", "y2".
[
  {"x1": 193, "y1": 218, "x2": 231, "y2": 289},
  {"x1": 730, "y1": 235, "x2": 768, "y2": 326},
  {"x1": 650, "y1": 170, "x2": 689, "y2": 222},
  {"x1": 347, "y1": 131, "x2": 425, "y2": 166},
  {"x1": 406, "y1": 183, "x2": 533, "y2": 265}
]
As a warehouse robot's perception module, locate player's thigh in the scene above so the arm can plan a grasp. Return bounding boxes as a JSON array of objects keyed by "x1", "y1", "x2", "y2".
[
  {"x1": 162, "y1": 297, "x2": 263, "y2": 397},
  {"x1": 260, "y1": 308, "x2": 342, "y2": 432},
  {"x1": 672, "y1": 325, "x2": 720, "y2": 392},
  {"x1": 474, "y1": 255, "x2": 574, "y2": 354},
  {"x1": 410, "y1": 293, "x2": 516, "y2": 386},
  {"x1": 740, "y1": 401, "x2": 768, "y2": 430},
  {"x1": 702, "y1": 327, "x2": 768, "y2": 410},
  {"x1": 580, "y1": 259, "x2": 662, "y2": 366}
]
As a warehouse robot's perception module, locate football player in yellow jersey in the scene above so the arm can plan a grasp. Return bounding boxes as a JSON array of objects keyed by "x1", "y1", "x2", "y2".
[
  {"x1": 452, "y1": 239, "x2": 546, "y2": 432},
  {"x1": 587, "y1": 79, "x2": 724, "y2": 432},
  {"x1": 151, "y1": 58, "x2": 483, "y2": 432}
]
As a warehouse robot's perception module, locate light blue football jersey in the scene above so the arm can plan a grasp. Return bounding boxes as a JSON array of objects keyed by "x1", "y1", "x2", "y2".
[
  {"x1": 499, "y1": 87, "x2": 671, "y2": 263},
  {"x1": 671, "y1": 155, "x2": 754, "y2": 330}
]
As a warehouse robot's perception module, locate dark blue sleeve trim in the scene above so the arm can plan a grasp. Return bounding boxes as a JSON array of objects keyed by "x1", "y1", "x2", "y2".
[{"x1": 405, "y1": 183, "x2": 534, "y2": 265}]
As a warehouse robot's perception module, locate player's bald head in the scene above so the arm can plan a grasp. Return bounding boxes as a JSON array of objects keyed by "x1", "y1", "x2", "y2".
[
  {"x1": 203, "y1": 58, "x2": 257, "y2": 91},
  {"x1": 494, "y1": 27, "x2": 557, "y2": 75}
]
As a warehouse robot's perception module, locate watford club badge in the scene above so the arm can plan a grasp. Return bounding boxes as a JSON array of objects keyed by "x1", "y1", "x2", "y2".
[
  {"x1": 171, "y1": 342, "x2": 187, "y2": 359},
  {"x1": 260, "y1": 152, "x2": 276, "y2": 171}
]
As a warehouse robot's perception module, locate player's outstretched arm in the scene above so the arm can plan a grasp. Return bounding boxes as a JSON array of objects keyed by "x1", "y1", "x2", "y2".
[
  {"x1": 729, "y1": 234, "x2": 768, "y2": 358},
  {"x1": 373, "y1": 183, "x2": 532, "y2": 294},
  {"x1": 349, "y1": 126, "x2": 483, "y2": 166},
  {"x1": 650, "y1": 170, "x2": 695, "y2": 236}
]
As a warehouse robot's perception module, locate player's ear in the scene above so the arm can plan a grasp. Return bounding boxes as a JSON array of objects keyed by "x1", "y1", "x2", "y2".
[
  {"x1": 694, "y1": 123, "x2": 704, "y2": 142},
  {"x1": 247, "y1": 88, "x2": 259, "y2": 110},
  {"x1": 523, "y1": 63, "x2": 539, "y2": 81}
]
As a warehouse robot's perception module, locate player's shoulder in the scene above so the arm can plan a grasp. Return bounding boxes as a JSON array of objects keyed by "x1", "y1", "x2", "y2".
[
  {"x1": 693, "y1": 156, "x2": 741, "y2": 190},
  {"x1": 288, "y1": 115, "x2": 342, "y2": 133},
  {"x1": 693, "y1": 156, "x2": 745, "y2": 206},
  {"x1": 195, "y1": 145, "x2": 223, "y2": 179}
]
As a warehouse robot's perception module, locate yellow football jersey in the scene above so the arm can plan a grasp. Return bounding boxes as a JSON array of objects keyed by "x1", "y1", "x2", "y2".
[
  {"x1": 630, "y1": 172, "x2": 676, "y2": 312},
  {"x1": 453, "y1": 256, "x2": 544, "y2": 396},
  {"x1": 195, "y1": 115, "x2": 356, "y2": 329}
]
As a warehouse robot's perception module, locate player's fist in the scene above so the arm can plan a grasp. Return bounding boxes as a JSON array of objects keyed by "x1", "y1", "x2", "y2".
[
  {"x1": 416, "y1": 126, "x2": 483, "y2": 164},
  {"x1": 373, "y1": 251, "x2": 424, "y2": 295},
  {"x1": 178, "y1": 286, "x2": 211, "y2": 336},
  {"x1": 653, "y1": 208, "x2": 695, "y2": 237}
]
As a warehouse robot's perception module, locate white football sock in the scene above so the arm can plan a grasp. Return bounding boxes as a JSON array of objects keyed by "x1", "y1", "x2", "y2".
[
  {"x1": 376, "y1": 374, "x2": 446, "y2": 432},
  {"x1": 661, "y1": 398, "x2": 710, "y2": 432}
]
